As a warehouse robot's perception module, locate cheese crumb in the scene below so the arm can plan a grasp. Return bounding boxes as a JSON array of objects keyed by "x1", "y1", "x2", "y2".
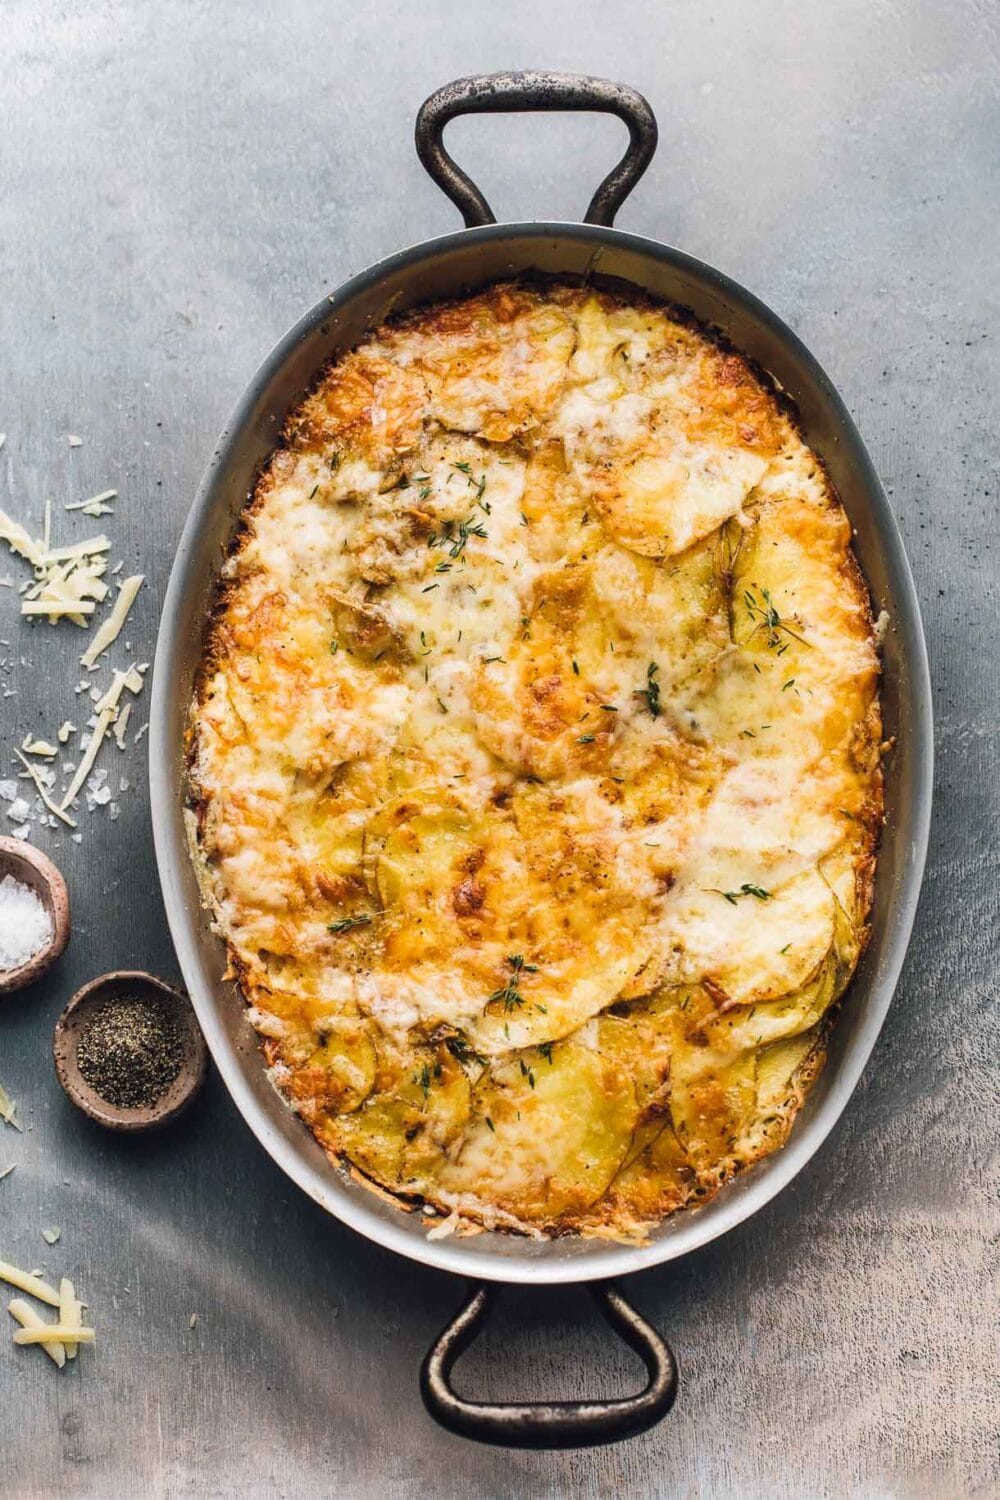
[{"x1": 0, "y1": 1080, "x2": 21, "y2": 1131}]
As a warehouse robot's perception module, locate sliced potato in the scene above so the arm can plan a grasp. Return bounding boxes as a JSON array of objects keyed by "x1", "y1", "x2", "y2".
[
  {"x1": 603, "y1": 1116, "x2": 696, "y2": 1221},
  {"x1": 439, "y1": 1038, "x2": 638, "y2": 1223},
  {"x1": 334, "y1": 1046, "x2": 471, "y2": 1194},
  {"x1": 288, "y1": 1020, "x2": 376, "y2": 1117}
]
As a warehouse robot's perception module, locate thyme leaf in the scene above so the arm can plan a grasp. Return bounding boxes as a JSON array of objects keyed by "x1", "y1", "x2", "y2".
[
  {"x1": 328, "y1": 910, "x2": 385, "y2": 933},
  {"x1": 744, "y1": 586, "x2": 809, "y2": 651},
  {"x1": 707, "y1": 883, "x2": 772, "y2": 906},
  {"x1": 641, "y1": 661, "x2": 661, "y2": 717},
  {"x1": 488, "y1": 954, "x2": 537, "y2": 1013}
]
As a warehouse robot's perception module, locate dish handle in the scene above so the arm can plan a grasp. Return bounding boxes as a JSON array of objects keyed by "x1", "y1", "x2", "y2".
[
  {"x1": 419, "y1": 1280, "x2": 678, "y2": 1449},
  {"x1": 415, "y1": 70, "x2": 658, "y2": 229}
]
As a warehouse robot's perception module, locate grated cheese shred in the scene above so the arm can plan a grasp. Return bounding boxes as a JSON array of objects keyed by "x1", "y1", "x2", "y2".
[
  {"x1": 3, "y1": 1260, "x2": 95, "y2": 1368},
  {"x1": 80, "y1": 575, "x2": 143, "y2": 669},
  {"x1": 8, "y1": 1299, "x2": 66, "y2": 1368},
  {"x1": 0, "y1": 1261, "x2": 61, "y2": 1307}
]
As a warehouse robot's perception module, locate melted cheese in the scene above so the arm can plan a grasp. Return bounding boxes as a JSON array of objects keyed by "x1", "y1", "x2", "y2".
[{"x1": 191, "y1": 283, "x2": 882, "y2": 1239}]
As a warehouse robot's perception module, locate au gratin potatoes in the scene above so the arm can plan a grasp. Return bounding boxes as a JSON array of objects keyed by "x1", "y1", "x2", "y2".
[{"x1": 190, "y1": 282, "x2": 882, "y2": 1240}]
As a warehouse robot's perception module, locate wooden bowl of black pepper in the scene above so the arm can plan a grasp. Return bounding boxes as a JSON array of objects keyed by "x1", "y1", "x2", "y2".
[{"x1": 53, "y1": 971, "x2": 208, "y2": 1131}]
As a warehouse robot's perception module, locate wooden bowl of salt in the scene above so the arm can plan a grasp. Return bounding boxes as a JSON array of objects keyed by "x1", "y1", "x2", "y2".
[{"x1": 0, "y1": 838, "x2": 70, "y2": 994}]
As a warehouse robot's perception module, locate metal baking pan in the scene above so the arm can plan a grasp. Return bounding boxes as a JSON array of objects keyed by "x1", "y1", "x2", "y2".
[{"x1": 150, "y1": 71, "x2": 932, "y2": 1448}]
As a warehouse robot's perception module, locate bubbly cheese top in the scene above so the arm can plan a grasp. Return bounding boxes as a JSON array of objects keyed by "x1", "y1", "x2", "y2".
[{"x1": 191, "y1": 282, "x2": 882, "y2": 1239}]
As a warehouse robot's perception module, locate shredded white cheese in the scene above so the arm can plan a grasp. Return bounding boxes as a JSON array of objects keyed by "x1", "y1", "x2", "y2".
[
  {"x1": 0, "y1": 1081, "x2": 21, "y2": 1131},
  {"x1": 80, "y1": 575, "x2": 143, "y2": 669},
  {"x1": 20, "y1": 598, "x2": 96, "y2": 618},
  {"x1": 59, "y1": 666, "x2": 143, "y2": 812},
  {"x1": 0, "y1": 510, "x2": 45, "y2": 568},
  {"x1": 15, "y1": 749, "x2": 77, "y2": 828},
  {"x1": 8, "y1": 1298, "x2": 66, "y2": 1367},
  {"x1": 65, "y1": 490, "x2": 117, "y2": 513},
  {"x1": 46, "y1": 536, "x2": 111, "y2": 563},
  {"x1": 13, "y1": 1323, "x2": 95, "y2": 1346},
  {"x1": 0, "y1": 1261, "x2": 60, "y2": 1307},
  {"x1": 59, "y1": 1278, "x2": 81, "y2": 1360},
  {"x1": 113, "y1": 701, "x2": 132, "y2": 749}
]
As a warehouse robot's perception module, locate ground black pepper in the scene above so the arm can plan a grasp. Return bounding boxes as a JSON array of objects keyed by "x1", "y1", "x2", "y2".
[{"x1": 76, "y1": 996, "x2": 184, "y2": 1110}]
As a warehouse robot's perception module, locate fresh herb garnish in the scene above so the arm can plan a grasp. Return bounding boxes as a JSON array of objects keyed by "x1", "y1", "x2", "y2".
[
  {"x1": 641, "y1": 662, "x2": 661, "y2": 717},
  {"x1": 446, "y1": 1034, "x2": 485, "y2": 1068},
  {"x1": 450, "y1": 460, "x2": 488, "y2": 507},
  {"x1": 328, "y1": 910, "x2": 384, "y2": 933},
  {"x1": 519, "y1": 1059, "x2": 536, "y2": 1089},
  {"x1": 449, "y1": 514, "x2": 488, "y2": 560},
  {"x1": 577, "y1": 734, "x2": 595, "y2": 744},
  {"x1": 489, "y1": 954, "x2": 538, "y2": 1013},
  {"x1": 329, "y1": 639, "x2": 339, "y2": 655},
  {"x1": 429, "y1": 514, "x2": 485, "y2": 557},
  {"x1": 485, "y1": 1116, "x2": 496, "y2": 1133},
  {"x1": 743, "y1": 586, "x2": 809, "y2": 652},
  {"x1": 539, "y1": 1042, "x2": 554, "y2": 1065},
  {"x1": 708, "y1": 883, "x2": 772, "y2": 906}
]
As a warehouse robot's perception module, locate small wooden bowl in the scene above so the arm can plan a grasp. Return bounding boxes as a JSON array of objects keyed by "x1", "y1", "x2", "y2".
[
  {"x1": 0, "y1": 837, "x2": 70, "y2": 994},
  {"x1": 53, "y1": 971, "x2": 208, "y2": 1131}
]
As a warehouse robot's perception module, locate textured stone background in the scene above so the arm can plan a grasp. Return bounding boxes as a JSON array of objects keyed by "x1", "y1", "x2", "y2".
[{"x1": 0, "y1": 3, "x2": 997, "y2": 1497}]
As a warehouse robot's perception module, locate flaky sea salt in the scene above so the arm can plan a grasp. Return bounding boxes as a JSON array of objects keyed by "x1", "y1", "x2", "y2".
[{"x1": 0, "y1": 873, "x2": 52, "y2": 971}]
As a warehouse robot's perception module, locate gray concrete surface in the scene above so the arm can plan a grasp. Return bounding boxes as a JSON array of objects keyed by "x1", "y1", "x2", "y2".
[{"x1": 0, "y1": 3, "x2": 997, "y2": 1497}]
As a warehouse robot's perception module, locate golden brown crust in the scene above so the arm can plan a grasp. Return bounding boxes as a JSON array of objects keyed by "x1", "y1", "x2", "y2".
[{"x1": 189, "y1": 280, "x2": 882, "y2": 1240}]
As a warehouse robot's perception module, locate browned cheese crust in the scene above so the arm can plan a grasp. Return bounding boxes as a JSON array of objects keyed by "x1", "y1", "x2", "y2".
[{"x1": 190, "y1": 282, "x2": 882, "y2": 1241}]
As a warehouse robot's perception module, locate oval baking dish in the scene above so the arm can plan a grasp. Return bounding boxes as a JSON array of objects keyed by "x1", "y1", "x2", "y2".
[{"x1": 150, "y1": 72, "x2": 932, "y2": 1447}]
